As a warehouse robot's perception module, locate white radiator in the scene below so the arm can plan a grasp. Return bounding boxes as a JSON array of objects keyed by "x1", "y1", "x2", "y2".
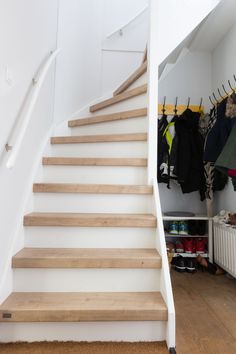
[{"x1": 214, "y1": 222, "x2": 236, "y2": 278}]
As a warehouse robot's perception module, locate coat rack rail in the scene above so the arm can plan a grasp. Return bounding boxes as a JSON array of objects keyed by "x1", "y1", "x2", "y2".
[{"x1": 157, "y1": 104, "x2": 204, "y2": 116}]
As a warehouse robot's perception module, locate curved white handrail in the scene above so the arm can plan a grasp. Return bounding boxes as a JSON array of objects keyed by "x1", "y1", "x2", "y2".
[
  {"x1": 6, "y1": 49, "x2": 60, "y2": 169},
  {"x1": 106, "y1": 5, "x2": 148, "y2": 39}
]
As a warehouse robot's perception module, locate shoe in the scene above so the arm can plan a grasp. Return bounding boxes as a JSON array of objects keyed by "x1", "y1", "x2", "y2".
[
  {"x1": 175, "y1": 240, "x2": 184, "y2": 253},
  {"x1": 188, "y1": 220, "x2": 198, "y2": 235},
  {"x1": 196, "y1": 238, "x2": 205, "y2": 254},
  {"x1": 185, "y1": 257, "x2": 196, "y2": 273},
  {"x1": 184, "y1": 238, "x2": 194, "y2": 254},
  {"x1": 173, "y1": 255, "x2": 186, "y2": 272},
  {"x1": 197, "y1": 220, "x2": 207, "y2": 235},
  {"x1": 179, "y1": 221, "x2": 188, "y2": 235},
  {"x1": 169, "y1": 221, "x2": 179, "y2": 234}
]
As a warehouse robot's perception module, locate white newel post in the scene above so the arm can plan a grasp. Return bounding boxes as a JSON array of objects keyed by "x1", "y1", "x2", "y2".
[{"x1": 147, "y1": 0, "x2": 159, "y2": 184}]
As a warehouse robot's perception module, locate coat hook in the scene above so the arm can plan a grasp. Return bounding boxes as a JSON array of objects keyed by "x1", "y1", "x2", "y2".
[
  {"x1": 228, "y1": 79, "x2": 234, "y2": 92},
  {"x1": 174, "y1": 96, "x2": 178, "y2": 114},
  {"x1": 162, "y1": 96, "x2": 166, "y2": 114},
  {"x1": 213, "y1": 92, "x2": 218, "y2": 103},
  {"x1": 199, "y1": 97, "x2": 203, "y2": 111},
  {"x1": 187, "y1": 97, "x2": 190, "y2": 109},
  {"x1": 209, "y1": 95, "x2": 215, "y2": 107},
  {"x1": 222, "y1": 84, "x2": 228, "y2": 96},
  {"x1": 234, "y1": 74, "x2": 236, "y2": 83},
  {"x1": 218, "y1": 88, "x2": 224, "y2": 99}
]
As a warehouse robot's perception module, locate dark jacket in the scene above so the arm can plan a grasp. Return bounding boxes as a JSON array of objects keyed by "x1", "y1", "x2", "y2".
[
  {"x1": 174, "y1": 109, "x2": 206, "y2": 200},
  {"x1": 204, "y1": 99, "x2": 233, "y2": 162}
]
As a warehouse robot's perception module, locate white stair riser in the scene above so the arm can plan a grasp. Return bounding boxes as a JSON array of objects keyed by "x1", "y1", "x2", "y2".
[
  {"x1": 49, "y1": 141, "x2": 147, "y2": 158},
  {"x1": 0, "y1": 322, "x2": 167, "y2": 342},
  {"x1": 13, "y1": 269, "x2": 161, "y2": 292},
  {"x1": 126, "y1": 72, "x2": 147, "y2": 92},
  {"x1": 33, "y1": 194, "x2": 153, "y2": 213},
  {"x1": 70, "y1": 117, "x2": 147, "y2": 136},
  {"x1": 25, "y1": 227, "x2": 156, "y2": 248},
  {"x1": 90, "y1": 93, "x2": 147, "y2": 115},
  {"x1": 41, "y1": 166, "x2": 147, "y2": 184}
]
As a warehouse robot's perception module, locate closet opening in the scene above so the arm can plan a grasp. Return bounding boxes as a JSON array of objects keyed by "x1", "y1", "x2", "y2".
[{"x1": 158, "y1": 3, "x2": 236, "y2": 351}]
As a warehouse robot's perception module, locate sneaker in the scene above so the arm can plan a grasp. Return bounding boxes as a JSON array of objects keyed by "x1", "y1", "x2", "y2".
[
  {"x1": 185, "y1": 257, "x2": 196, "y2": 273},
  {"x1": 175, "y1": 239, "x2": 184, "y2": 253},
  {"x1": 169, "y1": 221, "x2": 179, "y2": 234},
  {"x1": 184, "y1": 238, "x2": 194, "y2": 254},
  {"x1": 196, "y1": 238, "x2": 205, "y2": 254},
  {"x1": 173, "y1": 255, "x2": 186, "y2": 272},
  {"x1": 179, "y1": 221, "x2": 188, "y2": 235}
]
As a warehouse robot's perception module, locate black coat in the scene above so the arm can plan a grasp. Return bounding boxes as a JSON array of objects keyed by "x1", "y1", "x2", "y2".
[
  {"x1": 204, "y1": 99, "x2": 232, "y2": 162},
  {"x1": 174, "y1": 109, "x2": 206, "y2": 200}
]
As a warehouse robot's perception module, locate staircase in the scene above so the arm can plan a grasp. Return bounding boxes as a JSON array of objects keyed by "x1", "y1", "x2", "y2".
[{"x1": 0, "y1": 62, "x2": 169, "y2": 343}]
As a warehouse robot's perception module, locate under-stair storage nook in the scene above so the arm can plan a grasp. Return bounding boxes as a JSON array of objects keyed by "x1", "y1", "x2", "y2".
[{"x1": 157, "y1": 1, "x2": 236, "y2": 282}]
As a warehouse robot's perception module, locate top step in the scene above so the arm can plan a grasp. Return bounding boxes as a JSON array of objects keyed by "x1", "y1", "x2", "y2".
[
  {"x1": 90, "y1": 84, "x2": 147, "y2": 113},
  {"x1": 113, "y1": 62, "x2": 147, "y2": 96},
  {"x1": 68, "y1": 108, "x2": 147, "y2": 128}
]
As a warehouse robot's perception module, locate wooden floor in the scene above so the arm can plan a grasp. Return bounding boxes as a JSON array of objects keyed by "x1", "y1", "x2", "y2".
[{"x1": 172, "y1": 269, "x2": 236, "y2": 354}]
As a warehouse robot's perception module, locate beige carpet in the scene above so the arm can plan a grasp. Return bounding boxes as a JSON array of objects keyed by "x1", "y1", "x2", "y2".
[{"x1": 0, "y1": 342, "x2": 169, "y2": 354}]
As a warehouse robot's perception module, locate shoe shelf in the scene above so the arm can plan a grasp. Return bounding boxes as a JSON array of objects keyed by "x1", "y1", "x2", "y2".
[
  {"x1": 173, "y1": 253, "x2": 208, "y2": 258},
  {"x1": 163, "y1": 215, "x2": 211, "y2": 221},
  {"x1": 165, "y1": 232, "x2": 208, "y2": 238},
  {"x1": 163, "y1": 214, "x2": 213, "y2": 262}
]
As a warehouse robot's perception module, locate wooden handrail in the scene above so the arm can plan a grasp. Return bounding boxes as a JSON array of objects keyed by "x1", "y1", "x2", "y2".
[{"x1": 5, "y1": 49, "x2": 60, "y2": 169}]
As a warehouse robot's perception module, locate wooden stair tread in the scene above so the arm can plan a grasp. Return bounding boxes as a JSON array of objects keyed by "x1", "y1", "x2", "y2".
[
  {"x1": 90, "y1": 84, "x2": 147, "y2": 113},
  {"x1": 12, "y1": 248, "x2": 162, "y2": 269},
  {"x1": 68, "y1": 108, "x2": 147, "y2": 127},
  {"x1": 33, "y1": 183, "x2": 153, "y2": 194},
  {"x1": 51, "y1": 133, "x2": 147, "y2": 144},
  {"x1": 142, "y1": 46, "x2": 147, "y2": 64},
  {"x1": 24, "y1": 213, "x2": 157, "y2": 227},
  {"x1": 114, "y1": 62, "x2": 147, "y2": 96},
  {"x1": 0, "y1": 292, "x2": 167, "y2": 322},
  {"x1": 42, "y1": 157, "x2": 147, "y2": 167}
]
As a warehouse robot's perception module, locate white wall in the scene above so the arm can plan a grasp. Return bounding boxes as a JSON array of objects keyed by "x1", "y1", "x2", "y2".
[
  {"x1": 0, "y1": 0, "x2": 58, "y2": 302},
  {"x1": 212, "y1": 21, "x2": 236, "y2": 212},
  {"x1": 54, "y1": 0, "x2": 148, "y2": 124},
  {"x1": 101, "y1": 0, "x2": 148, "y2": 93},
  {"x1": 54, "y1": 0, "x2": 103, "y2": 124},
  {"x1": 158, "y1": 51, "x2": 212, "y2": 215}
]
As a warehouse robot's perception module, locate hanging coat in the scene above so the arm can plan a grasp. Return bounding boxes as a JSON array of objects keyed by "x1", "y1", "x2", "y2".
[
  {"x1": 158, "y1": 115, "x2": 177, "y2": 186},
  {"x1": 174, "y1": 108, "x2": 206, "y2": 200},
  {"x1": 157, "y1": 114, "x2": 169, "y2": 183},
  {"x1": 204, "y1": 98, "x2": 232, "y2": 162}
]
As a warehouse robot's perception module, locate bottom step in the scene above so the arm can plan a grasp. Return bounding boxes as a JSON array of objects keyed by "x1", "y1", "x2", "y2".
[{"x1": 0, "y1": 292, "x2": 167, "y2": 322}]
